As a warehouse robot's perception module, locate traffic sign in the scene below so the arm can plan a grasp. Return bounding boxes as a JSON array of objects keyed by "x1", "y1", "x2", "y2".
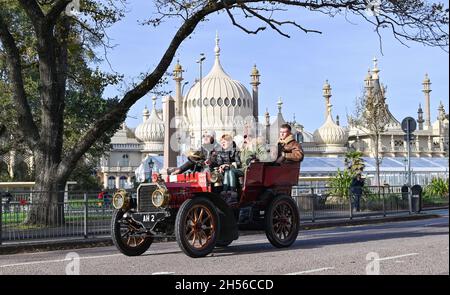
[
  {"x1": 404, "y1": 134, "x2": 415, "y2": 141},
  {"x1": 401, "y1": 117, "x2": 417, "y2": 133}
]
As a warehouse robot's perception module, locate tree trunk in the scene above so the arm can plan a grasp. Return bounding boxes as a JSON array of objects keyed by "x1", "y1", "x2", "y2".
[
  {"x1": 24, "y1": 149, "x2": 69, "y2": 226},
  {"x1": 22, "y1": 19, "x2": 70, "y2": 226}
]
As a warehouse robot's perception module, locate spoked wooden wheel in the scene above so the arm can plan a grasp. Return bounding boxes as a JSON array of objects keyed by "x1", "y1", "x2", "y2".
[
  {"x1": 265, "y1": 195, "x2": 299, "y2": 248},
  {"x1": 185, "y1": 205, "x2": 216, "y2": 250},
  {"x1": 121, "y1": 225, "x2": 146, "y2": 248},
  {"x1": 175, "y1": 197, "x2": 219, "y2": 258},
  {"x1": 111, "y1": 210, "x2": 153, "y2": 256}
]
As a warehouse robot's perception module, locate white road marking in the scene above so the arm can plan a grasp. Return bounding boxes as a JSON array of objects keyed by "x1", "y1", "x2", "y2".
[
  {"x1": 0, "y1": 248, "x2": 182, "y2": 268},
  {"x1": 152, "y1": 272, "x2": 175, "y2": 275},
  {"x1": 375, "y1": 253, "x2": 419, "y2": 261},
  {"x1": 424, "y1": 222, "x2": 448, "y2": 227},
  {"x1": 311, "y1": 230, "x2": 363, "y2": 236},
  {"x1": 285, "y1": 267, "x2": 334, "y2": 275},
  {"x1": 0, "y1": 253, "x2": 123, "y2": 268}
]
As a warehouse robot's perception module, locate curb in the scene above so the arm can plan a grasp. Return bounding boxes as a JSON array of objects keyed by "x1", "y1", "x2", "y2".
[
  {"x1": 299, "y1": 213, "x2": 441, "y2": 230},
  {"x1": 0, "y1": 237, "x2": 113, "y2": 255},
  {"x1": 0, "y1": 212, "x2": 443, "y2": 255}
]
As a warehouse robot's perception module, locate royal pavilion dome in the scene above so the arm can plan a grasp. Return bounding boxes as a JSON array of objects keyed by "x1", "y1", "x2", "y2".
[
  {"x1": 184, "y1": 33, "x2": 254, "y2": 138},
  {"x1": 313, "y1": 113, "x2": 348, "y2": 146},
  {"x1": 134, "y1": 96, "x2": 165, "y2": 153}
]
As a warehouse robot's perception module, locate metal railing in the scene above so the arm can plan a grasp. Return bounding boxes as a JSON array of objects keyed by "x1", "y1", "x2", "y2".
[
  {"x1": 0, "y1": 187, "x2": 447, "y2": 245},
  {"x1": 292, "y1": 186, "x2": 418, "y2": 222},
  {"x1": 0, "y1": 191, "x2": 115, "y2": 245}
]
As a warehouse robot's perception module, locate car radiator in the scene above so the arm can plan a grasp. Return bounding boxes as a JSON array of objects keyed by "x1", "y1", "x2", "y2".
[{"x1": 137, "y1": 184, "x2": 158, "y2": 212}]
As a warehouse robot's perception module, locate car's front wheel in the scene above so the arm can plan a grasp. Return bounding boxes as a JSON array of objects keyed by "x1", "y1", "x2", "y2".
[
  {"x1": 111, "y1": 210, "x2": 153, "y2": 256},
  {"x1": 175, "y1": 197, "x2": 219, "y2": 258},
  {"x1": 265, "y1": 195, "x2": 299, "y2": 248}
]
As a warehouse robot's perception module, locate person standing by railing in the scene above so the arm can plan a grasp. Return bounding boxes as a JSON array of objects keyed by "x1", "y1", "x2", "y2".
[{"x1": 350, "y1": 173, "x2": 365, "y2": 212}]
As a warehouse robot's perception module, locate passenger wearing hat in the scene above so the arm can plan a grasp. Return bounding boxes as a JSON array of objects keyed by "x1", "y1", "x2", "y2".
[{"x1": 170, "y1": 130, "x2": 220, "y2": 175}]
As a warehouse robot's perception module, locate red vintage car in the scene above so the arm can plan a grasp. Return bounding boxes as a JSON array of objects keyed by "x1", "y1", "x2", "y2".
[{"x1": 111, "y1": 161, "x2": 300, "y2": 258}]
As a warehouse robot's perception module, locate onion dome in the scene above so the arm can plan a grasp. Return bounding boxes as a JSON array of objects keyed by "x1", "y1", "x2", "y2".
[
  {"x1": 313, "y1": 113, "x2": 348, "y2": 146},
  {"x1": 134, "y1": 96, "x2": 165, "y2": 153},
  {"x1": 184, "y1": 32, "x2": 253, "y2": 132}
]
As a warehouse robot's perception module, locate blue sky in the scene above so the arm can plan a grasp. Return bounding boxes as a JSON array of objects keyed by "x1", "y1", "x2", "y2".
[{"x1": 100, "y1": 1, "x2": 449, "y2": 132}]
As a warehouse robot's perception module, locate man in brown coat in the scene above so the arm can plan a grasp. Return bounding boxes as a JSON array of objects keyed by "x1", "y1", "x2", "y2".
[{"x1": 275, "y1": 124, "x2": 304, "y2": 163}]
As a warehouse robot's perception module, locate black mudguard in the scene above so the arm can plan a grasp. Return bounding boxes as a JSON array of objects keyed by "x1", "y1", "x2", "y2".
[{"x1": 193, "y1": 192, "x2": 239, "y2": 243}]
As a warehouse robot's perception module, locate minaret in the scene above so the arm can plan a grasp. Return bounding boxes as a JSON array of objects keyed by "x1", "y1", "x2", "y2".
[
  {"x1": 173, "y1": 59, "x2": 184, "y2": 120},
  {"x1": 422, "y1": 73, "x2": 432, "y2": 130},
  {"x1": 322, "y1": 80, "x2": 332, "y2": 119},
  {"x1": 371, "y1": 57, "x2": 380, "y2": 80},
  {"x1": 417, "y1": 104, "x2": 424, "y2": 130},
  {"x1": 364, "y1": 68, "x2": 373, "y2": 96},
  {"x1": 265, "y1": 108, "x2": 270, "y2": 144},
  {"x1": 277, "y1": 97, "x2": 283, "y2": 114},
  {"x1": 250, "y1": 64, "x2": 260, "y2": 122},
  {"x1": 438, "y1": 101, "x2": 445, "y2": 121}
]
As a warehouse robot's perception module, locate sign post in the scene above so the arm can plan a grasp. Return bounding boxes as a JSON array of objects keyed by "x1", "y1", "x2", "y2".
[{"x1": 401, "y1": 117, "x2": 417, "y2": 214}]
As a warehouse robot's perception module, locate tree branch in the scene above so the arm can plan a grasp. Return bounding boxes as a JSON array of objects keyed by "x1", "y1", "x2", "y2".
[
  {"x1": 46, "y1": 0, "x2": 73, "y2": 27},
  {"x1": 18, "y1": 0, "x2": 45, "y2": 29},
  {"x1": 57, "y1": 0, "x2": 226, "y2": 178},
  {"x1": 0, "y1": 14, "x2": 40, "y2": 147}
]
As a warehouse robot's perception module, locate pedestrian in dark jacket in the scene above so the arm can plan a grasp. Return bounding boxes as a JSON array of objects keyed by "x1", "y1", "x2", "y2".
[{"x1": 350, "y1": 173, "x2": 365, "y2": 212}]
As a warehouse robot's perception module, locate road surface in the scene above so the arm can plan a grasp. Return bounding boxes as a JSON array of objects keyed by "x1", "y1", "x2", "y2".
[{"x1": 0, "y1": 211, "x2": 448, "y2": 275}]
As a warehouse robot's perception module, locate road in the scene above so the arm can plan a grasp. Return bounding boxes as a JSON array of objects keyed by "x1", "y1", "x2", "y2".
[{"x1": 0, "y1": 211, "x2": 448, "y2": 275}]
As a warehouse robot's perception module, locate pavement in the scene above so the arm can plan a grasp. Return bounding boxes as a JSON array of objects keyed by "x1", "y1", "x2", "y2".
[{"x1": 0, "y1": 209, "x2": 447, "y2": 275}]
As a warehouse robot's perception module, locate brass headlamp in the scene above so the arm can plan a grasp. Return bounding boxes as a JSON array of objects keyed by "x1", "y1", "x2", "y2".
[
  {"x1": 152, "y1": 187, "x2": 171, "y2": 208},
  {"x1": 112, "y1": 189, "x2": 130, "y2": 210}
]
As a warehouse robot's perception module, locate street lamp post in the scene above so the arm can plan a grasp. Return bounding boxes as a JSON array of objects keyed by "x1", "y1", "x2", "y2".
[
  {"x1": 197, "y1": 53, "x2": 205, "y2": 148},
  {"x1": 148, "y1": 158, "x2": 154, "y2": 182}
]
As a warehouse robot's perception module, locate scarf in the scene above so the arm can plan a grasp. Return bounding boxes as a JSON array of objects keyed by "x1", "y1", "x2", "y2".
[{"x1": 278, "y1": 134, "x2": 295, "y2": 145}]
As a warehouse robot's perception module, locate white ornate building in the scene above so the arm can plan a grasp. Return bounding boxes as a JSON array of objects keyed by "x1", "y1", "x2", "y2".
[
  {"x1": 1, "y1": 35, "x2": 447, "y2": 188},
  {"x1": 95, "y1": 37, "x2": 449, "y2": 188}
]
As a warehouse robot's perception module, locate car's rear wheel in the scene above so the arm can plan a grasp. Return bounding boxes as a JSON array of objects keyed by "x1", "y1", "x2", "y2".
[
  {"x1": 175, "y1": 197, "x2": 219, "y2": 258},
  {"x1": 265, "y1": 195, "x2": 299, "y2": 248},
  {"x1": 111, "y1": 210, "x2": 153, "y2": 256}
]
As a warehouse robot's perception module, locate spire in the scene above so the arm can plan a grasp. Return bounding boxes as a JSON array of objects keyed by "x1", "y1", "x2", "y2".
[
  {"x1": 422, "y1": 73, "x2": 432, "y2": 129},
  {"x1": 371, "y1": 57, "x2": 380, "y2": 80},
  {"x1": 173, "y1": 59, "x2": 183, "y2": 81},
  {"x1": 422, "y1": 73, "x2": 431, "y2": 91},
  {"x1": 143, "y1": 105, "x2": 150, "y2": 122},
  {"x1": 326, "y1": 103, "x2": 332, "y2": 118},
  {"x1": 417, "y1": 103, "x2": 424, "y2": 130},
  {"x1": 205, "y1": 31, "x2": 228, "y2": 78},
  {"x1": 277, "y1": 97, "x2": 283, "y2": 114},
  {"x1": 215, "y1": 31, "x2": 220, "y2": 58},
  {"x1": 250, "y1": 64, "x2": 260, "y2": 86},
  {"x1": 152, "y1": 95, "x2": 157, "y2": 109},
  {"x1": 265, "y1": 108, "x2": 270, "y2": 126},
  {"x1": 323, "y1": 80, "x2": 332, "y2": 119},
  {"x1": 438, "y1": 101, "x2": 445, "y2": 120}
]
